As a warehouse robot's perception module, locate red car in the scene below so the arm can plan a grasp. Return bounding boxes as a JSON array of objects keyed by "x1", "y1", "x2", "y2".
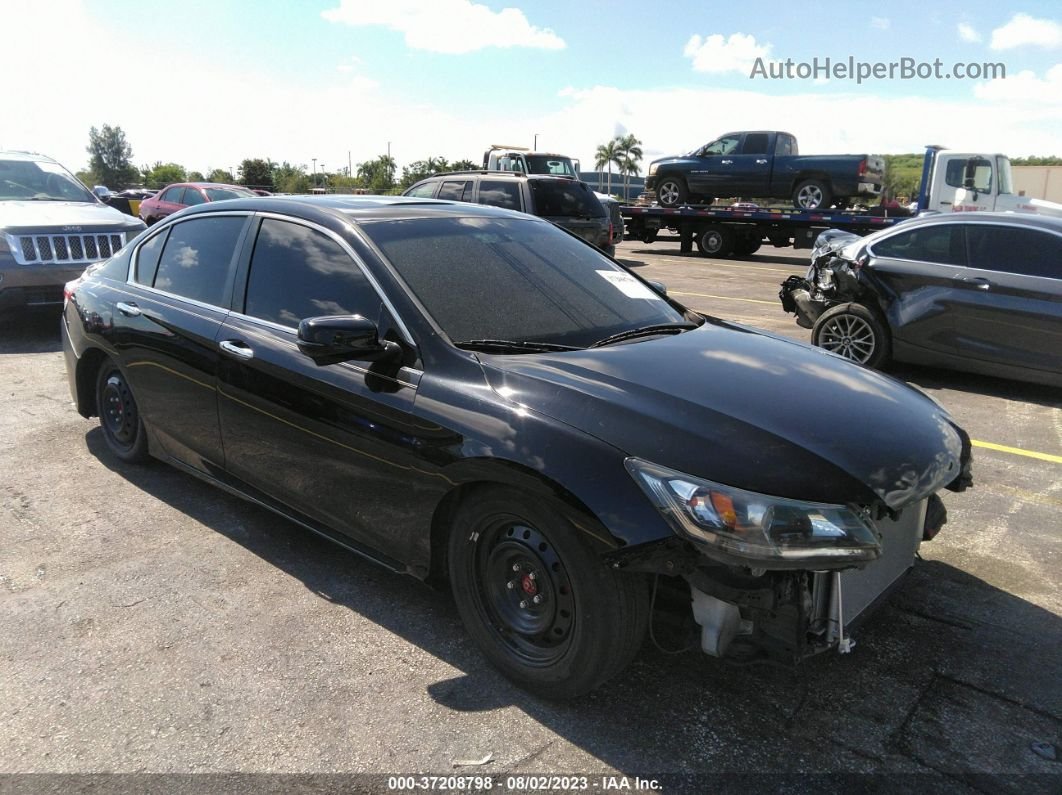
[{"x1": 138, "y1": 182, "x2": 256, "y2": 225}]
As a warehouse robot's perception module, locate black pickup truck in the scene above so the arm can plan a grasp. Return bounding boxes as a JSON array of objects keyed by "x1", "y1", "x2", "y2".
[{"x1": 644, "y1": 131, "x2": 884, "y2": 210}]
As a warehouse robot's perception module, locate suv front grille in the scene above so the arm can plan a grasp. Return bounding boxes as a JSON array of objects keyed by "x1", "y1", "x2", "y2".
[{"x1": 8, "y1": 232, "x2": 126, "y2": 265}]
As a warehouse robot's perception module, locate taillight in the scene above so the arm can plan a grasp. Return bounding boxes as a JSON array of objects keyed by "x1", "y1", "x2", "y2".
[
  {"x1": 858, "y1": 158, "x2": 867, "y2": 176},
  {"x1": 63, "y1": 278, "x2": 79, "y2": 304}
]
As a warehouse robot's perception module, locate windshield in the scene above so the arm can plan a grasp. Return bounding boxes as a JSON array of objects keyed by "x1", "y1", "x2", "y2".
[
  {"x1": 362, "y1": 216, "x2": 691, "y2": 349},
  {"x1": 0, "y1": 158, "x2": 97, "y2": 202},
  {"x1": 524, "y1": 155, "x2": 577, "y2": 177},
  {"x1": 205, "y1": 187, "x2": 256, "y2": 201}
]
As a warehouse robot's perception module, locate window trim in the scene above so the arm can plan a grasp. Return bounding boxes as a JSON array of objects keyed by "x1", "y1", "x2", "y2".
[
  {"x1": 232, "y1": 211, "x2": 417, "y2": 347},
  {"x1": 127, "y1": 211, "x2": 253, "y2": 310},
  {"x1": 864, "y1": 223, "x2": 968, "y2": 268}
]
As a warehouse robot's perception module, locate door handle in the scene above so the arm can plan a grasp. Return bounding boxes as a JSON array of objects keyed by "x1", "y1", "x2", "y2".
[
  {"x1": 755, "y1": 159, "x2": 768, "y2": 164},
  {"x1": 962, "y1": 277, "x2": 992, "y2": 291},
  {"x1": 721, "y1": 159, "x2": 733, "y2": 165},
  {"x1": 219, "y1": 340, "x2": 255, "y2": 359},
  {"x1": 116, "y1": 301, "x2": 141, "y2": 317}
]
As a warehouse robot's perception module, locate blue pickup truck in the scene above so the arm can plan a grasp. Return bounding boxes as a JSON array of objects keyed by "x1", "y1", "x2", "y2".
[{"x1": 645, "y1": 131, "x2": 884, "y2": 210}]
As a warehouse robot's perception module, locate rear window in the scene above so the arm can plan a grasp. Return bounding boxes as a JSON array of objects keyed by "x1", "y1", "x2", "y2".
[{"x1": 529, "y1": 180, "x2": 604, "y2": 218}]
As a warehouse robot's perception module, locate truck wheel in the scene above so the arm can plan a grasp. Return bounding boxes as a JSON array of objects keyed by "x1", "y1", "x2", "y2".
[
  {"x1": 696, "y1": 226, "x2": 734, "y2": 257},
  {"x1": 655, "y1": 176, "x2": 688, "y2": 208},
  {"x1": 812, "y1": 303, "x2": 891, "y2": 368},
  {"x1": 733, "y1": 236, "x2": 762, "y2": 257},
  {"x1": 793, "y1": 179, "x2": 833, "y2": 210}
]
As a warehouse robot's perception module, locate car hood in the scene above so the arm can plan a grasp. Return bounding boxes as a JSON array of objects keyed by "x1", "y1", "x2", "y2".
[
  {"x1": 480, "y1": 320, "x2": 968, "y2": 510},
  {"x1": 0, "y1": 200, "x2": 136, "y2": 231}
]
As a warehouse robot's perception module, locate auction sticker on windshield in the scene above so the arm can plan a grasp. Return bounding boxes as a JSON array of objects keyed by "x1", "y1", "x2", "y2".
[{"x1": 597, "y1": 270, "x2": 661, "y2": 300}]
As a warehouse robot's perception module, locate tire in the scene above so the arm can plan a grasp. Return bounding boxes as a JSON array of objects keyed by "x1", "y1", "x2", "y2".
[
  {"x1": 655, "y1": 175, "x2": 688, "y2": 208},
  {"x1": 95, "y1": 360, "x2": 150, "y2": 462},
  {"x1": 696, "y1": 225, "x2": 734, "y2": 257},
  {"x1": 448, "y1": 487, "x2": 649, "y2": 699},
  {"x1": 811, "y1": 302, "x2": 891, "y2": 368},
  {"x1": 792, "y1": 179, "x2": 833, "y2": 210},
  {"x1": 733, "y1": 236, "x2": 762, "y2": 256}
]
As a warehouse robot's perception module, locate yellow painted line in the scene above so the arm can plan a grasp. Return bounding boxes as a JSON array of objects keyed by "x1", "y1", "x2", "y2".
[
  {"x1": 971, "y1": 440, "x2": 1062, "y2": 465},
  {"x1": 671, "y1": 289, "x2": 778, "y2": 306},
  {"x1": 646, "y1": 255, "x2": 797, "y2": 275}
]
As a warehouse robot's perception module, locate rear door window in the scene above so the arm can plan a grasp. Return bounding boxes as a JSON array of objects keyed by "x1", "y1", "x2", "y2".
[
  {"x1": 437, "y1": 181, "x2": 471, "y2": 202},
  {"x1": 477, "y1": 180, "x2": 522, "y2": 211},
  {"x1": 405, "y1": 182, "x2": 437, "y2": 198},
  {"x1": 183, "y1": 188, "x2": 206, "y2": 206},
  {"x1": 965, "y1": 225, "x2": 1062, "y2": 278},
  {"x1": 529, "y1": 180, "x2": 604, "y2": 218},
  {"x1": 243, "y1": 219, "x2": 381, "y2": 326},
  {"x1": 870, "y1": 225, "x2": 966, "y2": 266},
  {"x1": 152, "y1": 216, "x2": 246, "y2": 305},
  {"x1": 134, "y1": 228, "x2": 170, "y2": 286},
  {"x1": 160, "y1": 187, "x2": 184, "y2": 204}
]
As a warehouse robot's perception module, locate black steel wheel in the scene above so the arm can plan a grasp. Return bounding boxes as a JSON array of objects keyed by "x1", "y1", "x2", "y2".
[
  {"x1": 448, "y1": 488, "x2": 648, "y2": 698},
  {"x1": 655, "y1": 176, "x2": 688, "y2": 208},
  {"x1": 792, "y1": 179, "x2": 833, "y2": 210},
  {"x1": 96, "y1": 361, "x2": 149, "y2": 462},
  {"x1": 812, "y1": 302, "x2": 891, "y2": 368}
]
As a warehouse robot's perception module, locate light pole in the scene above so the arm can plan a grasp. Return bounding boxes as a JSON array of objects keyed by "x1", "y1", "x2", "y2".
[
  {"x1": 312, "y1": 157, "x2": 317, "y2": 189},
  {"x1": 533, "y1": 133, "x2": 539, "y2": 151},
  {"x1": 320, "y1": 164, "x2": 325, "y2": 191}
]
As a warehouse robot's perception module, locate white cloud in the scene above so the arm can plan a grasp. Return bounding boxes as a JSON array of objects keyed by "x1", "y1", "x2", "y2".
[
  {"x1": 990, "y1": 12, "x2": 1062, "y2": 50},
  {"x1": 957, "y1": 22, "x2": 982, "y2": 43},
  {"x1": 320, "y1": 0, "x2": 565, "y2": 54},
  {"x1": 974, "y1": 64, "x2": 1062, "y2": 104},
  {"x1": 683, "y1": 33, "x2": 771, "y2": 74},
  {"x1": 871, "y1": 17, "x2": 890, "y2": 31}
]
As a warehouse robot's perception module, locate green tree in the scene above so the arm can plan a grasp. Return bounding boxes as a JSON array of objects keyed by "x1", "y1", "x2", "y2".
[
  {"x1": 272, "y1": 162, "x2": 309, "y2": 193},
  {"x1": 187, "y1": 170, "x2": 205, "y2": 182},
  {"x1": 86, "y1": 124, "x2": 138, "y2": 188},
  {"x1": 400, "y1": 156, "x2": 451, "y2": 189},
  {"x1": 357, "y1": 154, "x2": 396, "y2": 193},
  {"x1": 238, "y1": 158, "x2": 274, "y2": 190},
  {"x1": 616, "y1": 134, "x2": 644, "y2": 200},
  {"x1": 451, "y1": 158, "x2": 478, "y2": 171},
  {"x1": 144, "y1": 162, "x2": 187, "y2": 189},
  {"x1": 594, "y1": 139, "x2": 622, "y2": 194},
  {"x1": 207, "y1": 168, "x2": 234, "y2": 183}
]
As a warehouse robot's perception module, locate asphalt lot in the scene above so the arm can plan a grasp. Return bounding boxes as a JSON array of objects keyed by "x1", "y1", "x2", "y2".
[{"x1": 1, "y1": 236, "x2": 1059, "y2": 791}]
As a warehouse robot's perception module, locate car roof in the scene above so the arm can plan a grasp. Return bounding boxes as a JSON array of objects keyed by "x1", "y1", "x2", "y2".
[
  {"x1": 0, "y1": 150, "x2": 59, "y2": 163},
  {"x1": 894, "y1": 211, "x2": 1062, "y2": 233},
  {"x1": 414, "y1": 170, "x2": 580, "y2": 182},
  {"x1": 170, "y1": 194, "x2": 538, "y2": 225},
  {"x1": 160, "y1": 182, "x2": 251, "y2": 190}
]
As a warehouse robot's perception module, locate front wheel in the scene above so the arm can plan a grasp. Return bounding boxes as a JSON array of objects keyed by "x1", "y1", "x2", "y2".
[
  {"x1": 811, "y1": 302, "x2": 891, "y2": 368},
  {"x1": 448, "y1": 488, "x2": 648, "y2": 699},
  {"x1": 96, "y1": 360, "x2": 150, "y2": 462},
  {"x1": 655, "y1": 176, "x2": 688, "y2": 208}
]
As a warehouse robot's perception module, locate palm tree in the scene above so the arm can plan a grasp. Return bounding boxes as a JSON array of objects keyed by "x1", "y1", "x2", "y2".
[
  {"x1": 616, "y1": 134, "x2": 643, "y2": 201},
  {"x1": 594, "y1": 139, "x2": 622, "y2": 194}
]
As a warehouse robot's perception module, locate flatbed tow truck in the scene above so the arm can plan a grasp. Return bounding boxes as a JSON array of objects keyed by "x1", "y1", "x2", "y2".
[{"x1": 621, "y1": 145, "x2": 1061, "y2": 257}]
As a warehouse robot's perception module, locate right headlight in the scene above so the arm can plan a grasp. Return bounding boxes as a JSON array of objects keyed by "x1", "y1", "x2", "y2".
[{"x1": 625, "y1": 458, "x2": 881, "y2": 569}]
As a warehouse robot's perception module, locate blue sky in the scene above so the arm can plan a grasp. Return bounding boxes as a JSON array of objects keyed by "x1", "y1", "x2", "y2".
[{"x1": 2, "y1": 0, "x2": 1060, "y2": 176}]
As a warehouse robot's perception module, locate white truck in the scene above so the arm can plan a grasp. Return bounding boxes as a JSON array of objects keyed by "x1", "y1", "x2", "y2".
[
  {"x1": 482, "y1": 145, "x2": 581, "y2": 177},
  {"x1": 915, "y1": 146, "x2": 1062, "y2": 216}
]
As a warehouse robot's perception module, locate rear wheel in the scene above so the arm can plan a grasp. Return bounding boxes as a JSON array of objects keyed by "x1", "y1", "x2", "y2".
[
  {"x1": 812, "y1": 302, "x2": 891, "y2": 368},
  {"x1": 792, "y1": 179, "x2": 833, "y2": 210},
  {"x1": 655, "y1": 176, "x2": 688, "y2": 208},
  {"x1": 696, "y1": 225, "x2": 734, "y2": 257},
  {"x1": 95, "y1": 360, "x2": 149, "y2": 462},
  {"x1": 448, "y1": 488, "x2": 648, "y2": 699}
]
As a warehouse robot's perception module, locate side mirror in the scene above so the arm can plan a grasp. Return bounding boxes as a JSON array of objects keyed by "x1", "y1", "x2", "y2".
[
  {"x1": 647, "y1": 280, "x2": 668, "y2": 295},
  {"x1": 297, "y1": 315, "x2": 401, "y2": 366}
]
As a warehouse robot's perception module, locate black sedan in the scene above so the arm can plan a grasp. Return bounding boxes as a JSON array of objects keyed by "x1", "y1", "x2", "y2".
[
  {"x1": 62, "y1": 196, "x2": 972, "y2": 697},
  {"x1": 780, "y1": 212, "x2": 1062, "y2": 387}
]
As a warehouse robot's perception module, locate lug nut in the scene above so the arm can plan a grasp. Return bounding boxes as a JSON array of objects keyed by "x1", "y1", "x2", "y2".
[
  {"x1": 519, "y1": 600, "x2": 528, "y2": 609},
  {"x1": 506, "y1": 581, "x2": 514, "y2": 590},
  {"x1": 532, "y1": 595, "x2": 543, "y2": 605},
  {"x1": 512, "y1": 564, "x2": 521, "y2": 572},
  {"x1": 527, "y1": 571, "x2": 536, "y2": 581}
]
